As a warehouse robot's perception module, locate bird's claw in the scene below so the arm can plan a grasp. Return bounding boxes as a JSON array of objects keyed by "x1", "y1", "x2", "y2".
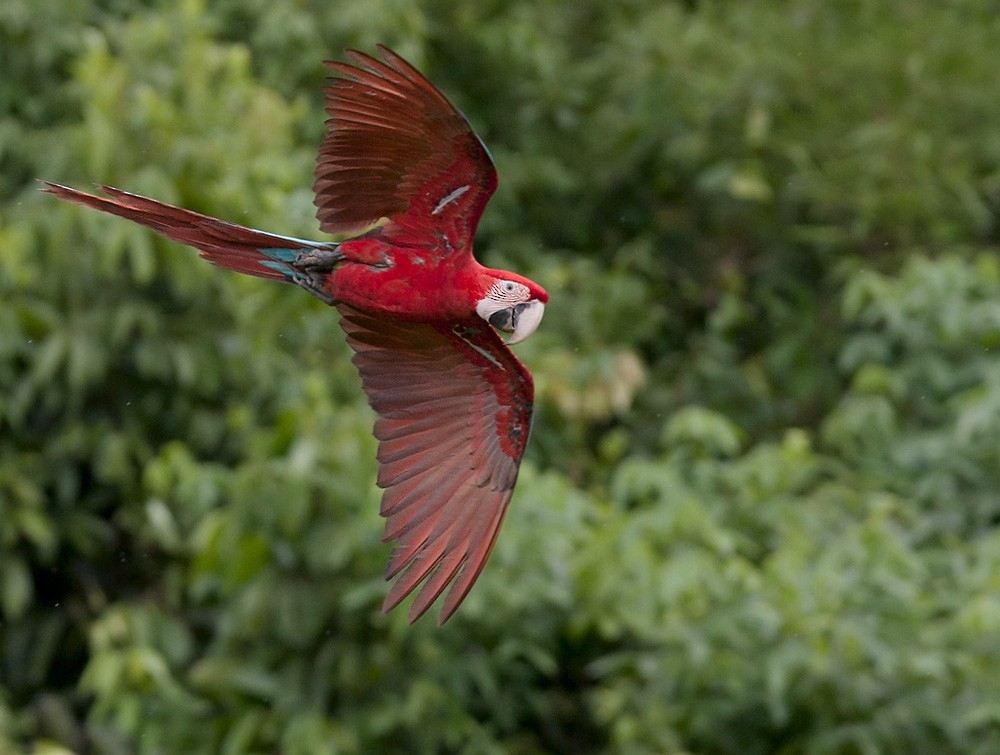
[{"x1": 294, "y1": 247, "x2": 343, "y2": 273}]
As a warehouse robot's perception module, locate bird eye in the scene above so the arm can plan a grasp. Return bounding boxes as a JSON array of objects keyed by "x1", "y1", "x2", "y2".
[{"x1": 492, "y1": 280, "x2": 523, "y2": 301}]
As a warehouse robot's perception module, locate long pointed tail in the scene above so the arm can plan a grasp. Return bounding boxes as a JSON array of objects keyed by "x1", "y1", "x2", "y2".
[{"x1": 41, "y1": 182, "x2": 333, "y2": 282}]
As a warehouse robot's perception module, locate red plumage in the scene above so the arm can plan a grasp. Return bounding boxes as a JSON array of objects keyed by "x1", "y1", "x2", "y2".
[
  {"x1": 40, "y1": 184, "x2": 327, "y2": 282},
  {"x1": 314, "y1": 46, "x2": 497, "y2": 251},
  {"x1": 43, "y1": 46, "x2": 548, "y2": 624}
]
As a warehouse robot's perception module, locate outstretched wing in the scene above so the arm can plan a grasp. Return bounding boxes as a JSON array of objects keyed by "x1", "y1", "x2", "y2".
[
  {"x1": 337, "y1": 305, "x2": 533, "y2": 624},
  {"x1": 314, "y1": 45, "x2": 497, "y2": 254}
]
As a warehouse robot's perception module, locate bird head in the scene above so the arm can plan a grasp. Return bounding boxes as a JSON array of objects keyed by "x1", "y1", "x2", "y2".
[{"x1": 476, "y1": 275, "x2": 548, "y2": 344}]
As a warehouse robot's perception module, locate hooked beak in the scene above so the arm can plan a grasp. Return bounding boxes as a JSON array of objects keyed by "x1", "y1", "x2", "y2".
[{"x1": 487, "y1": 300, "x2": 546, "y2": 344}]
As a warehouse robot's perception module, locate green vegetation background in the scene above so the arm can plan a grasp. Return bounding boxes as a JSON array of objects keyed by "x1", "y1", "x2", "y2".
[{"x1": 2, "y1": 0, "x2": 1000, "y2": 752}]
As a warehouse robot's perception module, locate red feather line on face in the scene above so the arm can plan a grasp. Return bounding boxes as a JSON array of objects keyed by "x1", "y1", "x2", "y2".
[
  {"x1": 43, "y1": 46, "x2": 546, "y2": 624},
  {"x1": 338, "y1": 306, "x2": 533, "y2": 624}
]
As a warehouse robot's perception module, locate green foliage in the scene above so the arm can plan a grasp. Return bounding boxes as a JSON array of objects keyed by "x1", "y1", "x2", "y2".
[{"x1": 2, "y1": 0, "x2": 1000, "y2": 752}]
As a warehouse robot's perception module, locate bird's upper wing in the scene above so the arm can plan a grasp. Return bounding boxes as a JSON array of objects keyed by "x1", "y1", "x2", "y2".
[
  {"x1": 337, "y1": 305, "x2": 533, "y2": 624},
  {"x1": 314, "y1": 45, "x2": 497, "y2": 254}
]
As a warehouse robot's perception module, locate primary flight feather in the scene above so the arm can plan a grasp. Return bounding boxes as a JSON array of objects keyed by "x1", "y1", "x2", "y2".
[{"x1": 43, "y1": 45, "x2": 548, "y2": 624}]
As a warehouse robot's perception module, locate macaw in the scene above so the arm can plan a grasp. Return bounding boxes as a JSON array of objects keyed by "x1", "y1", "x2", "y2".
[{"x1": 43, "y1": 45, "x2": 548, "y2": 624}]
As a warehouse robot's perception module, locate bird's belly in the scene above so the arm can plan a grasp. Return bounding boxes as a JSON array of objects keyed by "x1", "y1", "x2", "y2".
[{"x1": 327, "y1": 263, "x2": 462, "y2": 322}]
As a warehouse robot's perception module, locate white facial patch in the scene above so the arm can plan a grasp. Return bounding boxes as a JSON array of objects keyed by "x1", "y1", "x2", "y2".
[{"x1": 489, "y1": 279, "x2": 530, "y2": 303}]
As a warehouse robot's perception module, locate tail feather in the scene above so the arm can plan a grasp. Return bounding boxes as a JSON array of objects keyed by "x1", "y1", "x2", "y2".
[{"x1": 41, "y1": 182, "x2": 330, "y2": 282}]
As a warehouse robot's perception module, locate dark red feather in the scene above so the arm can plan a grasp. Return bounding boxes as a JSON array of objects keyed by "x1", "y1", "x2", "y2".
[
  {"x1": 338, "y1": 305, "x2": 533, "y2": 624},
  {"x1": 39, "y1": 182, "x2": 330, "y2": 281},
  {"x1": 314, "y1": 45, "x2": 497, "y2": 253}
]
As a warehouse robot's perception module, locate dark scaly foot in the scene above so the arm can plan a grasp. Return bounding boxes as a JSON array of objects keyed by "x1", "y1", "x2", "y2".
[{"x1": 294, "y1": 247, "x2": 344, "y2": 273}]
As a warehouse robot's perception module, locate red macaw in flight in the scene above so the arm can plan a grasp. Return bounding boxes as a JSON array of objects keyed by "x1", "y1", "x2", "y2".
[{"x1": 43, "y1": 45, "x2": 548, "y2": 624}]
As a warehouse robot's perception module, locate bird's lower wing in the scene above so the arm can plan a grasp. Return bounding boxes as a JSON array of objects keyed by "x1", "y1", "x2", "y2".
[{"x1": 338, "y1": 305, "x2": 534, "y2": 624}]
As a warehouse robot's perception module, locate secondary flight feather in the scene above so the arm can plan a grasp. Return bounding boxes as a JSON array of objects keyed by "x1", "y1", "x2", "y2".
[{"x1": 43, "y1": 45, "x2": 548, "y2": 624}]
